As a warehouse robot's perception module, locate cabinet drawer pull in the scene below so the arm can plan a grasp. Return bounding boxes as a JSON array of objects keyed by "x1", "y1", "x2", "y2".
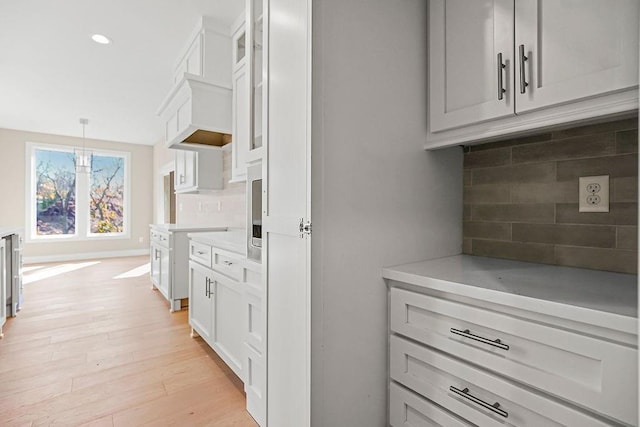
[
  {"x1": 450, "y1": 328, "x2": 509, "y2": 351},
  {"x1": 518, "y1": 44, "x2": 528, "y2": 94},
  {"x1": 222, "y1": 260, "x2": 233, "y2": 266},
  {"x1": 497, "y1": 52, "x2": 506, "y2": 100},
  {"x1": 196, "y1": 250, "x2": 207, "y2": 255},
  {"x1": 450, "y1": 386, "x2": 508, "y2": 418}
]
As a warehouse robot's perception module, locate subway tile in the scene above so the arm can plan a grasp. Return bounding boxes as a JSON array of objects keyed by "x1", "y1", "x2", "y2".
[
  {"x1": 616, "y1": 129, "x2": 638, "y2": 154},
  {"x1": 617, "y1": 226, "x2": 638, "y2": 250},
  {"x1": 551, "y1": 118, "x2": 638, "y2": 139},
  {"x1": 462, "y1": 238, "x2": 472, "y2": 254},
  {"x1": 464, "y1": 185, "x2": 510, "y2": 205},
  {"x1": 512, "y1": 223, "x2": 616, "y2": 248},
  {"x1": 463, "y1": 204, "x2": 472, "y2": 221},
  {"x1": 556, "y1": 154, "x2": 638, "y2": 181},
  {"x1": 556, "y1": 203, "x2": 638, "y2": 226},
  {"x1": 555, "y1": 246, "x2": 637, "y2": 274},
  {"x1": 510, "y1": 182, "x2": 577, "y2": 204},
  {"x1": 472, "y1": 240, "x2": 555, "y2": 264},
  {"x1": 473, "y1": 162, "x2": 556, "y2": 185},
  {"x1": 472, "y1": 204, "x2": 555, "y2": 223},
  {"x1": 512, "y1": 133, "x2": 615, "y2": 164},
  {"x1": 463, "y1": 221, "x2": 511, "y2": 240},
  {"x1": 468, "y1": 133, "x2": 552, "y2": 152},
  {"x1": 613, "y1": 177, "x2": 638, "y2": 203},
  {"x1": 463, "y1": 170, "x2": 472, "y2": 186},
  {"x1": 464, "y1": 147, "x2": 511, "y2": 169}
]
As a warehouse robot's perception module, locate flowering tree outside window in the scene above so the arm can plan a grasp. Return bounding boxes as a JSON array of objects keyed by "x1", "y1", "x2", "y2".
[{"x1": 89, "y1": 155, "x2": 125, "y2": 234}]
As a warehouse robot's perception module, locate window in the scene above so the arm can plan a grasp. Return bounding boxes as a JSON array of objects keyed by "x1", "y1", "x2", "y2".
[{"x1": 27, "y1": 143, "x2": 130, "y2": 241}]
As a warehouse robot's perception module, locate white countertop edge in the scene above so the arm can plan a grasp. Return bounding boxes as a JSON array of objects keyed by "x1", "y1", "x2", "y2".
[{"x1": 383, "y1": 266, "x2": 638, "y2": 336}]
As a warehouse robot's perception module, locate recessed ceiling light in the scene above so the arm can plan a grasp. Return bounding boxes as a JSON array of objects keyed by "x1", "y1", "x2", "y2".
[{"x1": 91, "y1": 34, "x2": 111, "y2": 45}]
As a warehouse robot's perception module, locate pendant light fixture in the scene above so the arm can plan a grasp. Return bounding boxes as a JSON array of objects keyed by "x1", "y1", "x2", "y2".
[{"x1": 75, "y1": 118, "x2": 92, "y2": 174}]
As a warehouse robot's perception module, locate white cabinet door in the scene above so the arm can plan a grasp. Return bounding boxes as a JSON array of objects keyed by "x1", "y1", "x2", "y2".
[
  {"x1": 189, "y1": 261, "x2": 214, "y2": 342},
  {"x1": 515, "y1": 0, "x2": 639, "y2": 113},
  {"x1": 266, "y1": 0, "x2": 311, "y2": 424},
  {"x1": 429, "y1": 0, "x2": 515, "y2": 132},
  {"x1": 212, "y1": 274, "x2": 244, "y2": 377},
  {"x1": 231, "y1": 64, "x2": 250, "y2": 182},
  {"x1": 174, "y1": 150, "x2": 197, "y2": 191}
]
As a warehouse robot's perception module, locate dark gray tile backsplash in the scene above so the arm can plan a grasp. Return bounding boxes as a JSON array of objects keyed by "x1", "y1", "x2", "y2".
[{"x1": 463, "y1": 118, "x2": 638, "y2": 274}]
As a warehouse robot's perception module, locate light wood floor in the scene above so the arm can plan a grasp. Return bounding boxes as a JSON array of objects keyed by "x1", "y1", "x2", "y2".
[{"x1": 0, "y1": 256, "x2": 258, "y2": 427}]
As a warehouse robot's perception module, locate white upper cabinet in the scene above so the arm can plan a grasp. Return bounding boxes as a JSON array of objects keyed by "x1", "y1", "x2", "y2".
[
  {"x1": 427, "y1": 0, "x2": 639, "y2": 147},
  {"x1": 429, "y1": 0, "x2": 514, "y2": 132},
  {"x1": 247, "y1": 0, "x2": 265, "y2": 163},
  {"x1": 231, "y1": 17, "x2": 251, "y2": 182},
  {"x1": 158, "y1": 17, "x2": 233, "y2": 150},
  {"x1": 174, "y1": 149, "x2": 223, "y2": 194},
  {"x1": 514, "y1": 0, "x2": 639, "y2": 113}
]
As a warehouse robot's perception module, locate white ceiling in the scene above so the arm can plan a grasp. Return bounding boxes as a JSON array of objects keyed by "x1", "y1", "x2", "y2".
[{"x1": 0, "y1": 0, "x2": 244, "y2": 146}]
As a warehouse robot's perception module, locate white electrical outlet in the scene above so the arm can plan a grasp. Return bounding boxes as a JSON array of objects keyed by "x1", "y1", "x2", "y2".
[{"x1": 579, "y1": 175, "x2": 609, "y2": 212}]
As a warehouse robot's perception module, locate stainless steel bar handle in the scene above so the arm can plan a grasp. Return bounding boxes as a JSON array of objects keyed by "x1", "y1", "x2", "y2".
[
  {"x1": 154, "y1": 249, "x2": 159, "y2": 260},
  {"x1": 196, "y1": 250, "x2": 206, "y2": 255},
  {"x1": 223, "y1": 260, "x2": 233, "y2": 266},
  {"x1": 497, "y1": 53, "x2": 506, "y2": 100},
  {"x1": 450, "y1": 328, "x2": 509, "y2": 351},
  {"x1": 519, "y1": 44, "x2": 528, "y2": 94},
  {"x1": 205, "y1": 277, "x2": 210, "y2": 297},
  {"x1": 179, "y1": 174, "x2": 185, "y2": 184},
  {"x1": 450, "y1": 386, "x2": 508, "y2": 418}
]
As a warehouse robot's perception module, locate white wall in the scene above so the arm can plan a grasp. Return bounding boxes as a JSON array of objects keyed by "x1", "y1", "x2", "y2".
[
  {"x1": 0, "y1": 127, "x2": 153, "y2": 261},
  {"x1": 311, "y1": 1, "x2": 463, "y2": 425},
  {"x1": 152, "y1": 141, "x2": 246, "y2": 228}
]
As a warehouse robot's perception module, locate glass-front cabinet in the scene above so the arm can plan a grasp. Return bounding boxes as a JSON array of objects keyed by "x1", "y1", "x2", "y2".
[{"x1": 247, "y1": 0, "x2": 265, "y2": 162}]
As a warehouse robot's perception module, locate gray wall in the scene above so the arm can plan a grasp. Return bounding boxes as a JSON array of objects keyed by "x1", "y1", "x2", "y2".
[
  {"x1": 463, "y1": 118, "x2": 638, "y2": 274},
  {"x1": 311, "y1": 1, "x2": 463, "y2": 425}
]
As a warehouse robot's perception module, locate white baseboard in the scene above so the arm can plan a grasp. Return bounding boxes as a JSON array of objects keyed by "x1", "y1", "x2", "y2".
[{"x1": 24, "y1": 249, "x2": 150, "y2": 265}]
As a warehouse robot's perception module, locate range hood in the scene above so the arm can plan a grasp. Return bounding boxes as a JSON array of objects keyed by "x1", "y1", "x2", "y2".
[{"x1": 157, "y1": 73, "x2": 232, "y2": 150}]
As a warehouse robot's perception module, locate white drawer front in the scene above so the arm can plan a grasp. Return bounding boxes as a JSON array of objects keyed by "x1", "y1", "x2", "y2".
[
  {"x1": 390, "y1": 335, "x2": 614, "y2": 427},
  {"x1": 212, "y1": 250, "x2": 243, "y2": 281},
  {"x1": 189, "y1": 241, "x2": 212, "y2": 268},
  {"x1": 390, "y1": 288, "x2": 637, "y2": 425},
  {"x1": 390, "y1": 382, "x2": 470, "y2": 427}
]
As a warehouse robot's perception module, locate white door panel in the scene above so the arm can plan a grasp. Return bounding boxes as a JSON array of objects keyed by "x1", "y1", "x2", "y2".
[{"x1": 266, "y1": 0, "x2": 311, "y2": 425}]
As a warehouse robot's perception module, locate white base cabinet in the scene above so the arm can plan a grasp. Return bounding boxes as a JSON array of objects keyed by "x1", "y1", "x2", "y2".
[
  {"x1": 188, "y1": 234, "x2": 265, "y2": 425},
  {"x1": 0, "y1": 239, "x2": 5, "y2": 339},
  {"x1": 149, "y1": 225, "x2": 223, "y2": 312},
  {"x1": 385, "y1": 256, "x2": 637, "y2": 426}
]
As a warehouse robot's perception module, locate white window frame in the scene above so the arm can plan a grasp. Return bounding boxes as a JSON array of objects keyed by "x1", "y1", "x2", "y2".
[{"x1": 25, "y1": 142, "x2": 131, "y2": 243}]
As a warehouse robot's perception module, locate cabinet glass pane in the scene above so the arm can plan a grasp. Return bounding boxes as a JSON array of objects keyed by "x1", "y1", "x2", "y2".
[
  {"x1": 236, "y1": 32, "x2": 246, "y2": 64},
  {"x1": 251, "y1": 0, "x2": 264, "y2": 150}
]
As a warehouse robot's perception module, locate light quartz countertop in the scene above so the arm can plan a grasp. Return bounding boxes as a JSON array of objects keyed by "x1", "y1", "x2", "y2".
[
  {"x1": 383, "y1": 255, "x2": 637, "y2": 334},
  {"x1": 149, "y1": 224, "x2": 227, "y2": 233},
  {"x1": 0, "y1": 227, "x2": 24, "y2": 239},
  {"x1": 189, "y1": 229, "x2": 247, "y2": 255}
]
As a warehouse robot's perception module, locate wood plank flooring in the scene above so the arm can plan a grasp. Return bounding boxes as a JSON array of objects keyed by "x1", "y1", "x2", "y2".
[{"x1": 0, "y1": 256, "x2": 257, "y2": 427}]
